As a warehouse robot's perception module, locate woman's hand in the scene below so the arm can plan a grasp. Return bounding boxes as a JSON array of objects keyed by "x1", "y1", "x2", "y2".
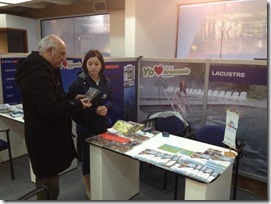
[{"x1": 96, "y1": 105, "x2": 107, "y2": 116}]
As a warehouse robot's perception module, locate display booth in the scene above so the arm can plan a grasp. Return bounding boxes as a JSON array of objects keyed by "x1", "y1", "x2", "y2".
[
  {"x1": 138, "y1": 58, "x2": 267, "y2": 182},
  {"x1": 0, "y1": 54, "x2": 267, "y2": 184}
]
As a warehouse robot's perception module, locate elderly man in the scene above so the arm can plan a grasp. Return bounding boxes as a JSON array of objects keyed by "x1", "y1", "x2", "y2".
[{"x1": 15, "y1": 34, "x2": 91, "y2": 200}]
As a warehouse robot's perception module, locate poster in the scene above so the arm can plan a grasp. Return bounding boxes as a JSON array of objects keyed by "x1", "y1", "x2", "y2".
[
  {"x1": 207, "y1": 63, "x2": 268, "y2": 179},
  {"x1": 138, "y1": 59, "x2": 206, "y2": 129},
  {"x1": 0, "y1": 57, "x2": 25, "y2": 104}
]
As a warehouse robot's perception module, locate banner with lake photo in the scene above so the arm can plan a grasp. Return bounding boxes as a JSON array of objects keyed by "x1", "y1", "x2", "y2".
[{"x1": 207, "y1": 63, "x2": 268, "y2": 180}]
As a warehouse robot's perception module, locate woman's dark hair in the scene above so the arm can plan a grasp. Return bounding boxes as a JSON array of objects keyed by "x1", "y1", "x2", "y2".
[{"x1": 82, "y1": 50, "x2": 105, "y2": 74}]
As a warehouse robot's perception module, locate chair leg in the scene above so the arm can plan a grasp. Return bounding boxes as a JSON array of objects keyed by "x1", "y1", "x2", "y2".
[
  {"x1": 233, "y1": 157, "x2": 240, "y2": 200},
  {"x1": 7, "y1": 148, "x2": 14, "y2": 180},
  {"x1": 6, "y1": 129, "x2": 14, "y2": 180},
  {"x1": 174, "y1": 174, "x2": 179, "y2": 200}
]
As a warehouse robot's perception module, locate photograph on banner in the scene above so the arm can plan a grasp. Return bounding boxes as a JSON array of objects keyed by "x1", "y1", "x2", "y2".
[
  {"x1": 138, "y1": 60, "x2": 206, "y2": 129},
  {"x1": 206, "y1": 63, "x2": 267, "y2": 180}
]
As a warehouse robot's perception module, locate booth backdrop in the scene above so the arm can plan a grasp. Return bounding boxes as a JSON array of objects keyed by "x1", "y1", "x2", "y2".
[{"x1": 138, "y1": 58, "x2": 267, "y2": 181}]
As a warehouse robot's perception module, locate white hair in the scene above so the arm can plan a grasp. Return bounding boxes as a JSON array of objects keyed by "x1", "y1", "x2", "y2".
[{"x1": 38, "y1": 34, "x2": 64, "y2": 52}]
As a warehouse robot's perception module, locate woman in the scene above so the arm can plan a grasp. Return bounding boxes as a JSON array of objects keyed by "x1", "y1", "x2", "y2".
[
  {"x1": 172, "y1": 81, "x2": 192, "y2": 115},
  {"x1": 69, "y1": 50, "x2": 113, "y2": 199}
]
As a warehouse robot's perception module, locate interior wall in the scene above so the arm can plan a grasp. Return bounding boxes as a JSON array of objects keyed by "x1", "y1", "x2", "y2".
[
  {"x1": 124, "y1": 0, "x2": 179, "y2": 58},
  {"x1": 110, "y1": 10, "x2": 125, "y2": 57},
  {"x1": 124, "y1": 0, "x2": 136, "y2": 57},
  {"x1": 0, "y1": 14, "x2": 38, "y2": 53}
]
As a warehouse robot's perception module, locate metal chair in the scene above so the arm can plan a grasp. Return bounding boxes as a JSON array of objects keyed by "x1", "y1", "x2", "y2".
[
  {"x1": 0, "y1": 129, "x2": 14, "y2": 180},
  {"x1": 143, "y1": 111, "x2": 192, "y2": 191},
  {"x1": 144, "y1": 111, "x2": 191, "y2": 138},
  {"x1": 193, "y1": 125, "x2": 245, "y2": 200}
]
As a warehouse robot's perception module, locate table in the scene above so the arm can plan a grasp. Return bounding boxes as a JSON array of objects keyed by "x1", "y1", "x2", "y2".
[
  {"x1": 0, "y1": 109, "x2": 78, "y2": 183},
  {"x1": 88, "y1": 132, "x2": 235, "y2": 200},
  {"x1": 0, "y1": 112, "x2": 26, "y2": 161}
]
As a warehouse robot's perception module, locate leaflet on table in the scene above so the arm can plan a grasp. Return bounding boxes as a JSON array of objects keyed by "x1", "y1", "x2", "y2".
[
  {"x1": 9, "y1": 110, "x2": 24, "y2": 118},
  {"x1": 106, "y1": 128, "x2": 149, "y2": 142},
  {"x1": 158, "y1": 144, "x2": 194, "y2": 155},
  {"x1": 170, "y1": 157, "x2": 221, "y2": 183},
  {"x1": 134, "y1": 149, "x2": 222, "y2": 183},
  {"x1": 108, "y1": 120, "x2": 158, "y2": 142},
  {"x1": 85, "y1": 132, "x2": 142, "y2": 153},
  {"x1": 0, "y1": 103, "x2": 10, "y2": 113},
  {"x1": 134, "y1": 129, "x2": 160, "y2": 138},
  {"x1": 111, "y1": 120, "x2": 143, "y2": 134},
  {"x1": 127, "y1": 121, "x2": 145, "y2": 133},
  {"x1": 133, "y1": 145, "x2": 234, "y2": 183},
  {"x1": 8, "y1": 107, "x2": 24, "y2": 118},
  {"x1": 0, "y1": 104, "x2": 24, "y2": 117},
  {"x1": 134, "y1": 148, "x2": 180, "y2": 166}
]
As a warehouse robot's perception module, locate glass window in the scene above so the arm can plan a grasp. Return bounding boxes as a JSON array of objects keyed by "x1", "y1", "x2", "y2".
[
  {"x1": 176, "y1": 0, "x2": 267, "y2": 60},
  {"x1": 41, "y1": 14, "x2": 110, "y2": 56}
]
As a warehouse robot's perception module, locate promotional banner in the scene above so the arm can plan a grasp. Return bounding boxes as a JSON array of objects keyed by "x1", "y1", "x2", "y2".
[
  {"x1": 104, "y1": 61, "x2": 137, "y2": 124},
  {"x1": 207, "y1": 63, "x2": 268, "y2": 179},
  {"x1": 0, "y1": 57, "x2": 25, "y2": 104},
  {"x1": 138, "y1": 59, "x2": 206, "y2": 129},
  {"x1": 60, "y1": 57, "x2": 82, "y2": 92}
]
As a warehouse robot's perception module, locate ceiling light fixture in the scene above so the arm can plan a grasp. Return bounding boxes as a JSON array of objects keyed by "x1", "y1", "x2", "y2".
[
  {"x1": 0, "y1": 0, "x2": 32, "y2": 4},
  {"x1": 0, "y1": 3, "x2": 8, "y2": 7}
]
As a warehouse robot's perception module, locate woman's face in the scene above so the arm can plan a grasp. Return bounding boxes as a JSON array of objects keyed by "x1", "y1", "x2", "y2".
[{"x1": 86, "y1": 56, "x2": 102, "y2": 77}]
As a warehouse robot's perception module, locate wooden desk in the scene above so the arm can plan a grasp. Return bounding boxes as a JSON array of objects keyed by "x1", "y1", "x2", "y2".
[{"x1": 88, "y1": 133, "x2": 235, "y2": 200}]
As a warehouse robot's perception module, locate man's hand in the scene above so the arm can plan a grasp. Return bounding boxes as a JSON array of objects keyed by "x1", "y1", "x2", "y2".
[
  {"x1": 80, "y1": 98, "x2": 92, "y2": 108},
  {"x1": 75, "y1": 94, "x2": 85, "y2": 100}
]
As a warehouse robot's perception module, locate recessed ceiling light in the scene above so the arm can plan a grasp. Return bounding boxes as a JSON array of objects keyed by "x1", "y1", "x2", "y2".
[{"x1": 0, "y1": 0, "x2": 32, "y2": 4}]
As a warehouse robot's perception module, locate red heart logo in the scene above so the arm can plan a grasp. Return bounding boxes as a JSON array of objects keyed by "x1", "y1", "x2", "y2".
[
  {"x1": 62, "y1": 59, "x2": 68, "y2": 68},
  {"x1": 154, "y1": 65, "x2": 163, "y2": 75}
]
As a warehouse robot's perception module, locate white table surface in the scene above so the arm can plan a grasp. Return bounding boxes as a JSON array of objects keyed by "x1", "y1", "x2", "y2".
[{"x1": 88, "y1": 132, "x2": 236, "y2": 200}]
